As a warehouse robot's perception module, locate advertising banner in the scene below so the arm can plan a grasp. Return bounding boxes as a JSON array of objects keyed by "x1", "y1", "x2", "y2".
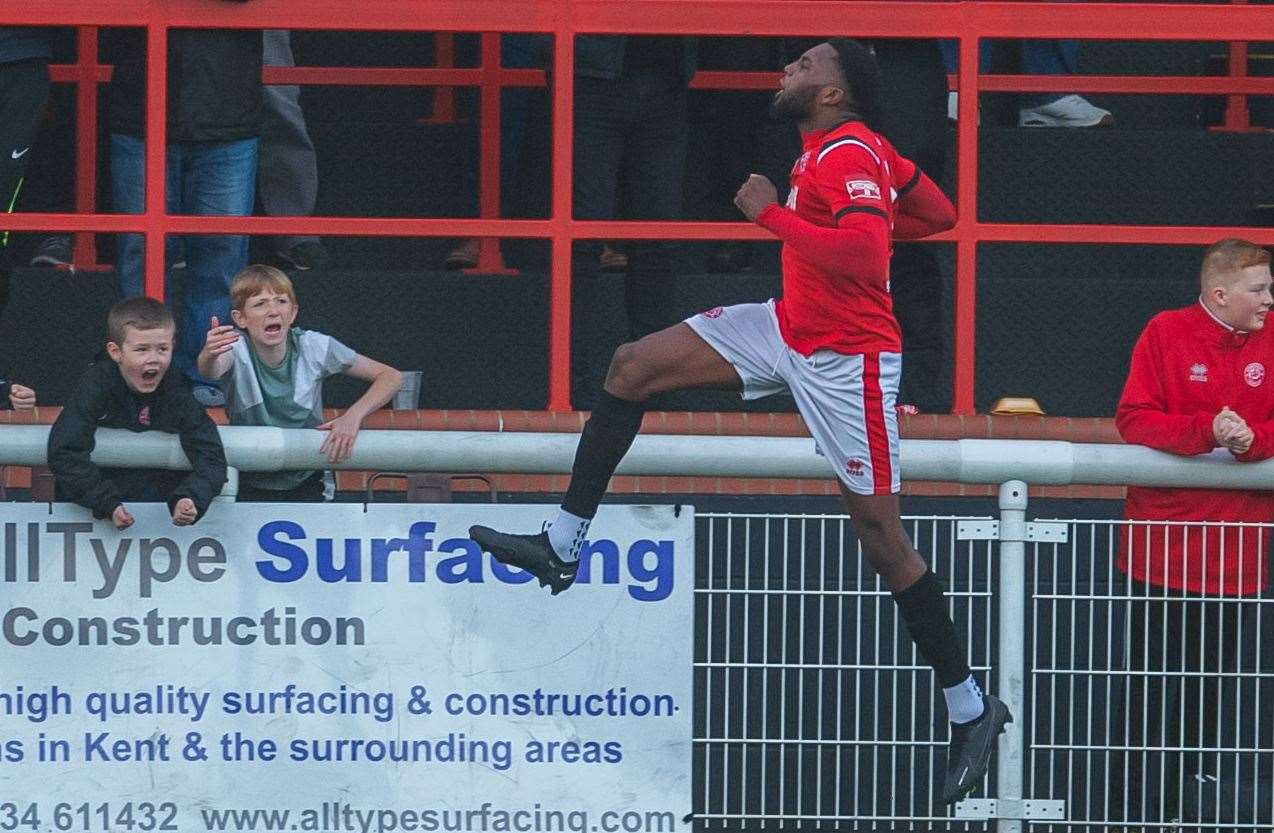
[{"x1": 0, "y1": 503, "x2": 693, "y2": 833}]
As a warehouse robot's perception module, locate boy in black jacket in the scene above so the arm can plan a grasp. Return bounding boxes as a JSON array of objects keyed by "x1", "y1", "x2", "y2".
[{"x1": 48, "y1": 297, "x2": 227, "y2": 530}]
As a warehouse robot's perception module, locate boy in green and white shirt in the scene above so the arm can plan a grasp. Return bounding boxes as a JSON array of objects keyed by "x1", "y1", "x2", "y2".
[{"x1": 197, "y1": 265, "x2": 403, "y2": 501}]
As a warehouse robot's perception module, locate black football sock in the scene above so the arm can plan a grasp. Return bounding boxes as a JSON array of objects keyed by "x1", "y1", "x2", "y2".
[
  {"x1": 893, "y1": 570, "x2": 982, "y2": 721},
  {"x1": 560, "y1": 389, "x2": 646, "y2": 519}
]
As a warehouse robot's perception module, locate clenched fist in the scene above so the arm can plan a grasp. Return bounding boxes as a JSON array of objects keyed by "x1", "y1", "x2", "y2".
[{"x1": 734, "y1": 173, "x2": 778, "y2": 222}]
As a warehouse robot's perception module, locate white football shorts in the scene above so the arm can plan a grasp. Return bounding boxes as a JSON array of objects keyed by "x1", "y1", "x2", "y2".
[{"x1": 686, "y1": 300, "x2": 901, "y2": 495}]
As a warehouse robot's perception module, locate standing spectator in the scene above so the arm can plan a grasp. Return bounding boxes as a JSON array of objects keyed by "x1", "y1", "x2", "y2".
[
  {"x1": 875, "y1": 38, "x2": 950, "y2": 412},
  {"x1": 688, "y1": 37, "x2": 788, "y2": 274},
  {"x1": 569, "y1": 35, "x2": 698, "y2": 406},
  {"x1": 445, "y1": 34, "x2": 544, "y2": 271},
  {"x1": 1113, "y1": 238, "x2": 1274, "y2": 824},
  {"x1": 22, "y1": 27, "x2": 75, "y2": 271},
  {"x1": 259, "y1": 29, "x2": 328, "y2": 272},
  {"x1": 104, "y1": 17, "x2": 263, "y2": 407},
  {"x1": 0, "y1": 27, "x2": 52, "y2": 316},
  {"x1": 940, "y1": 39, "x2": 1113, "y2": 127}
]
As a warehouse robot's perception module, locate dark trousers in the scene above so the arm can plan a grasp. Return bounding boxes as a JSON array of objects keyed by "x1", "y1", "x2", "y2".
[
  {"x1": 111, "y1": 134, "x2": 258, "y2": 385},
  {"x1": 874, "y1": 40, "x2": 950, "y2": 413},
  {"x1": 688, "y1": 37, "x2": 790, "y2": 223},
  {"x1": 571, "y1": 74, "x2": 688, "y2": 403},
  {"x1": 0, "y1": 58, "x2": 50, "y2": 318},
  {"x1": 1113, "y1": 579, "x2": 1272, "y2": 828}
]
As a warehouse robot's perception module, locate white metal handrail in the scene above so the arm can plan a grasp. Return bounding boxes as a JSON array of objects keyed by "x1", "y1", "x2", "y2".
[{"x1": 2, "y1": 425, "x2": 1273, "y2": 489}]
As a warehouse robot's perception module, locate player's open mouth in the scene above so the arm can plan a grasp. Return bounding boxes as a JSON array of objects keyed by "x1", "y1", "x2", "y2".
[
  {"x1": 141, "y1": 369, "x2": 159, "y2": 382},
  {"x1": 265, "y1": 322, "x2": 282, "y2": 335}
]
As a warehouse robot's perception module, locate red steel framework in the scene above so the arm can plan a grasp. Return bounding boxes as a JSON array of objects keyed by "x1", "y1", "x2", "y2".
[{"x1": 10, "y1": 1, "x2": 1274, "y2": 414}]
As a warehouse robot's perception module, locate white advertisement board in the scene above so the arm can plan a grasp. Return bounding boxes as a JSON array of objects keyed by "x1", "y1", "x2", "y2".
[{"x1": 0, "y1": 503, "x2": 693, "y2": 833}]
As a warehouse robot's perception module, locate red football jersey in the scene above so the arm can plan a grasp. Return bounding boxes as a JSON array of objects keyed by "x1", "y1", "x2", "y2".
[
  {"x1": 772, "y1": 120, "x2": 917, "y2": 355},
  {"x1": 1116, "y1": 301, "x2": 1274, "y2": 595}
]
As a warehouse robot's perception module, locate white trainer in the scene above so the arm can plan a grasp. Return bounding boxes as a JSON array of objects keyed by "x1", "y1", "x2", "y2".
[{"x1": 1019, "y1": 94, "x2": 1114, "y2": 128}]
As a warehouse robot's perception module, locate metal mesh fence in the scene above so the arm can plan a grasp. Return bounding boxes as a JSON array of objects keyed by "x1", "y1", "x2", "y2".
[
  {"x1": 1028, "y1": 519, "x2": 1274, "y2": 832},
  {"x1": 694, "y1": 513, "x2": 1274, "y2": 832},
  {"x1": 694, "y1": 513, "x2": 997, "y2": 830}
]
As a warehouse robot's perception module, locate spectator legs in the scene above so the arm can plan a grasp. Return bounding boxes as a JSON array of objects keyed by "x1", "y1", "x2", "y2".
[
  {"x1": 112, "y1": 134, "x2": 256, "y2": 384},
  {"x1": 259, "y1": 30, "x2": 320, "y2": 257},
  {"x1": 110, "y1": 132, "x2": 182, "y2": 302},
  {"x1": 0, "y1": 58, "x2": 50, "y2": 319},
  {"x1": 570, "y1": 77, "x2": 628, "y2": 408},
  {"x1": 876, "y1": 40, "x2": 950, "y2": 412},
  {"x1": 619, "y1": 79, "x2": 687, "y2": 343},
  {"x1": 177, "y1": 138, "x2": 257, "y2": 383},
  {"x1": 1021, "y1": 40, "x2": 1080, "y2": 108}
]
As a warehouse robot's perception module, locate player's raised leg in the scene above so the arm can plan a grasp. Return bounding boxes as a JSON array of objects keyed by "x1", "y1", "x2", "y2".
[{"x1": 469, "y1": 322, "x2": 741, "y2": 594}]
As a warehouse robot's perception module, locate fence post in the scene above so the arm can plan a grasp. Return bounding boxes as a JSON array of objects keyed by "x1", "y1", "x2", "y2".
[
  {"x1": 996, "y1": 480, "x2": 1028, "y2": 833},
  {"x1": 220, "y1": 467, "x2": 239, "y2": 501}
]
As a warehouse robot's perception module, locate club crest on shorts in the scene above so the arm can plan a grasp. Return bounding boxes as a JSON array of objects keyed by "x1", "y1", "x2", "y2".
[
  {"x1": 845, "y1": 458, "x2": 865, "y2": 478},
  {"x1": 845, "y1": 179, "x2": 881, "y2": 202},
  {"x1": 1245, "y1": 362, "x2": 1265, "y2": 387},
  {"x1": 702, "y1": 306, "x2": 724, "y2": 319}
]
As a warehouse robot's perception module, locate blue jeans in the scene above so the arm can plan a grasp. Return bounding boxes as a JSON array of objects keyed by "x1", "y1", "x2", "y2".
[
  {"x1": 939, "y1": 40, "x2": 1079, "y2": 106},
  {"x1": 111, "y1": 133, "x2": 258, "y2": 383}
]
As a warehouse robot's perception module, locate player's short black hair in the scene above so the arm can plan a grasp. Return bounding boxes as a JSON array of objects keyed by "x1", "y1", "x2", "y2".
[{"x1": 827, "y1": 38, "x2": 884, "y2": 131}]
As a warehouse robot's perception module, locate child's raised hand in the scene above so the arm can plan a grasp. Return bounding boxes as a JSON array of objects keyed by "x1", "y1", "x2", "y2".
[
  {"x1": 316, "y1": 412, "x2": 361, "y2": 464},
  {"x1": 171, "y1": 497, "x2": 197, "y2": 526},
  {"x1": 201, "y1": 315, "x2": 239, "y2": 358},
  {"x1": 7, "y1": 383, "x2": 35, "y2": 410},
  {"x1": 112, "y1": 505, "x2": 135, "y2": 531}
]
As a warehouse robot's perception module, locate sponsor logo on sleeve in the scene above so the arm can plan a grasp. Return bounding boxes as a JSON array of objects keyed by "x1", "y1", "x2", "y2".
[
  {"x1": 1189, "y1": 363, "x2": 1209, "y2": 383},
  {"x1": 845, "y1": 179, "x2": 882, "y2": 202}
]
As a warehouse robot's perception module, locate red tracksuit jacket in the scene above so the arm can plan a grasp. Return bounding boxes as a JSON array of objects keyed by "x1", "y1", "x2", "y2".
[{"x1": 1115, "y1": 301, "x2": 1274, "y2": 596}]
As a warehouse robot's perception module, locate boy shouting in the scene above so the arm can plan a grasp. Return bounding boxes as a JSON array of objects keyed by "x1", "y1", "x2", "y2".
[
  {"x1": 48, "y1": 297, "x2": 227, "y2": 529},
  {"x1": 197, "y1": 265, "x2": 401, "y2": 501}
]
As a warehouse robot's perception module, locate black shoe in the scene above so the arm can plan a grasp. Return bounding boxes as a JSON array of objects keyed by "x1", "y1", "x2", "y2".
[
  {"x1": 277, "y1": 240, "x2": 330, "y2": 271},
  {"x1": 29, "y1": 235, "x2": 72, "y2": 269},
  {"x1": 469, "y1": 525, "x2": 578, "y2": 595},
  {"x1": 942, "y1": 694, "x2": 1012, "y2": 805}
]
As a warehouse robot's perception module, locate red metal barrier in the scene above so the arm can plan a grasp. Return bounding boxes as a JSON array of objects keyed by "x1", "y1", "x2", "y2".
[{"x1": 12, "y1": 2, "x2": 1274, "y2": 414}]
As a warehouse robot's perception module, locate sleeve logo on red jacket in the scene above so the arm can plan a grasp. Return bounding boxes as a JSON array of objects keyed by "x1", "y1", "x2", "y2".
[
  {"x1": 1245, "y1": 361, "x2": 1265, "y2": 387},
  {"x1": 1189, "y1": 363, "x2": 1208, "y2": 382},
  {"x1": 845, "y1": 179, "x2": 882, "y2": 202}
]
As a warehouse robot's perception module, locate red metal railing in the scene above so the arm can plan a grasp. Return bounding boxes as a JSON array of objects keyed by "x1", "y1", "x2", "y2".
[{"x1": 11, "y1": 1, "x2": 1274, "y2": 414}]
